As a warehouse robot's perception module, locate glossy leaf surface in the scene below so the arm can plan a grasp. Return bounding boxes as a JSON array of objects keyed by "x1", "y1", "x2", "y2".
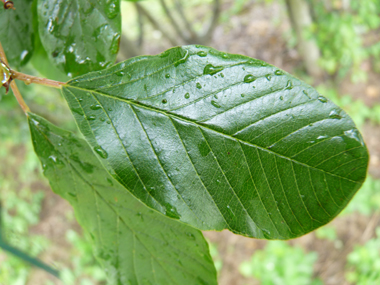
[
  {"x1": 0, "y1": 0, "x2": 34, "y2": 67},
  {"x1": 63, "y1": 45, "x2": 369, "y2": 239},
  {"x1": 37, "y1": 0, "x2": 121, "y2": 77},
  {"x1": 28, "y1": 113, "x2": 217, "y2": 285}
]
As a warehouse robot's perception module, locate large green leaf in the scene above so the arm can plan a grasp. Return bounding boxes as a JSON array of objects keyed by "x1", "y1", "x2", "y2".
[
  {"x1": 0, "y1": 0, "x2": 34, "y2": 68},
  {"x1": 37, "y1": 0, "x2": 121, "y2": 77},
  {"x1": 62, "y1": 45, "x2": 369, "y2": 240},
  {"x1": 28, "y1": 113, "x2": 217, "y2": 285}
]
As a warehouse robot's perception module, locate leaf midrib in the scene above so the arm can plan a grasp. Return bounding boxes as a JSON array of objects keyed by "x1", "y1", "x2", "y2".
[{"x1": 64, "y1": 85, "x2": 362, "y2": 184}]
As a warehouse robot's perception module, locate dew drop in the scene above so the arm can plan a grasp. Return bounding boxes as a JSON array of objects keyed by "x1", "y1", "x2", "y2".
[
  {"x1": 318, "y1": 96, "x2": 328, "y2": 103},
  {"x1": 116, "y1": 71, "x2": 124, "y2": 76},
  {"x1": 329, "y1": 110, "x2": 342, "y2": 119},
  {"x1": 244, "y1": 74, "x2": 256, "y2": 83},
  {"x1": 110, "y1": 33, "x2": 120, "y2": 54},
  {"x1": 90, "y1": 104, "x2": 102, "y2": 110},
  {"x1": 220, "y1": 73, "x2": 224, "y2": 78},
  {"x1": 265, "y1": 74, "x2": 272, "y2": 81},
  {"x1": 302, "y1": 90, "x2": 311, "y2": 99},
  {"x1": 105, "y1": 0, "x2": 119, "y2": 19},
  {"x1": 162, "y1": 99, "x2": 167, "y2": 104},
  {"x1": 94, "y1": 145, "x2": 108, "y2": 159},
  {"x1": 184, "y1": 93, "x2": 190, "y2": 99},
  {"x1": 196, "y1": 82, "x2": 202, "y2": 89},
  {"x1": 317, "y1": 135, "x2": 329, "y2": 140},
  {"x1": 275, "y1": 70, "x2": 283, "y2": 75},
  {"x1": 241, "y1": 94, "x2": 245, "y2": 97},
  {"x1": 165, "y1": 74, "x2": 170, "y2": 78},
  {"x1": 344, "y1": 129, "x2": 364, "y2": 145},
  {"x1": 197, "y1": 51, "x2": 207, "y2": 57},
  {"x1": 285, "y1": 80, "x2": 293, "y2": 90},
  {"x1": 108, "y1": 107, "x2": 113, "y2": 111},
  {"x1": 211, "y1": 100, "x2": 221, "y2": 108},
  {"x1": 280, "y1": 96, "x2": 284, "y2": 100},
  {"x1": 87, "y1": 115, "x2": 96, "y2": 121},
  {"x1": 203, "y1": 64, "x2": 224, "y2": 75},
  {"x1": 222, "y1": 53, "x2": 228, "y2": 59},
  {"x1": 174, "y1": 50, "x2": 189, "y2": 67},
  {"x1": 25, "y1": 78, "x2": 31, "y2": 85}
]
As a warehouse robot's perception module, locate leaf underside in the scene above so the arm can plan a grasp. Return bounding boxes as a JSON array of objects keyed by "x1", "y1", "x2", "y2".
[
  {"x1": 63, "y1": 45, "x2": 369, "y2": 240},
  {"x1": 37, "y1": 0, "x2": 121, "y2": 77},
  {"x1": 0, "y1": 0, "x2": 34, "y2": 67},
  {"x1": 28, "y1": 113, "x2": 217, "y2": 285}
]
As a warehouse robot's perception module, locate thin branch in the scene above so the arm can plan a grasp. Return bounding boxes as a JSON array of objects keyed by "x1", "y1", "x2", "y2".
[
  {"x1": 202, "y1": 0, "x2": 221, "y2": 44},
  {"x1": 135, "y1": 3, "x2": 179, "y2": 46},
  {"x1": 159, "y1": 0, "x2": 189, "y2": 43},
  {"x1": 174, "y1": 0, "x2": 198, "y2": 41},
  {"x1": 136, "y1": 3, "x2": 144, "y2": 48},
  {"x1": 11, "y1": 70, "x2": 65, "y2": 89}
]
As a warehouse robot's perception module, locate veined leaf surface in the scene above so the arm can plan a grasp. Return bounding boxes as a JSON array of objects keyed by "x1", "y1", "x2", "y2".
[
  {"x1": 37, "y1": 0, "x2": 121, "y2": 77},
  {"x1": 62, "y1": 45, "x2": 369, "y2": 239},
  {"x1": 28, "y1": 113, "x2": 217, "y2": 285}
]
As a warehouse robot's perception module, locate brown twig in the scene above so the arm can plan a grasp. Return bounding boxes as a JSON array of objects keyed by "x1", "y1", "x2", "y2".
[
  {"x1": 0, "y1": 42, "x2": 30, "y2": 114},
  {"x1": 11, "y1": 71, "x2": 65, "y2": 89},
  {"x1": 0, "y1": 41, "x2": 66, "y2": 114}
]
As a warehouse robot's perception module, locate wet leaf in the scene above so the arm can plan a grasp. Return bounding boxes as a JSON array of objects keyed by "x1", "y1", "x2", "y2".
[
  {"x1": 28, "y1": 113, "x2": 217, "y2": 285},
  {"x1": 37, "y1": 0, "x2": 121, "y2": 77},
  {"x1": 0, "y1": 0, "x2": 34, "y2": 67},
  {"x1": 63, "y1": 45, "x2": 369, "y2": 239}
]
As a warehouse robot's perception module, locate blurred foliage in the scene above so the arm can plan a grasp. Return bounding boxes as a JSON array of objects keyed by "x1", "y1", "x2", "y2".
[
  {"x1": 57, "y1": 230, "x2": 107, "y2": 285},
  {"x1": 345, "y1": 227, "x2": 380, "y2": 284},
  {"x1": 309, "y1": 0, "x2": 380, "y2": 82},
  {"x1": 208, "y1": 241, "x2": 223, "y2": 274},
  {"x1": 239, "y1": 241, "x2": 322, "y2": 285}
]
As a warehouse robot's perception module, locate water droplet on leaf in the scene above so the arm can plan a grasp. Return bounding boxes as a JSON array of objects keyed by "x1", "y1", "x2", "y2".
[
  {"x1": 285, "y1": 80, "x2": 293, "y2": 90},
  {"x1": 203, "y1": 64, "x2": 224, "y2": 75},
  {"x1": 329, "y1": 110, "x2": 342, "y2": 119},
  {"x1": 196, "y1": 83, "x2": 202, "y2": 89},
  {"x1": 211, "y1": 100, "x2": 221, "y2": 108},
  {"x1": 275, "y1": 70, "x2": 283, "y2": 75},
  {"x1": 184, "y1": 93, "x2": 190, "y2": 99},
  {"x1": 244, "y1": 74, "x2": 256, "y2": 83},
  {"x1": 318, "y1": 96, "x2": 328, "y2": 103},
  {"x1": 90, "y1": 104, "x2": 102, "y2": 110},
  {"x1": 197, "y1": 51, "x2": 207, "y2": 57},
  {"x1": 105, "y1": 0, "x2": 119, "y2": 19},
  {"x1": 94, "y1": 146, "x2": 108, "y2": 159}
]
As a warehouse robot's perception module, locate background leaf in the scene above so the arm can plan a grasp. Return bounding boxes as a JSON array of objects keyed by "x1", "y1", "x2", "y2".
[
  {"x1": 0, "y1": 0, "x2": 34, "y2": 68},
  {"x1": 28, "y1": 113, "x2": 217, "y2": 285},
  {"x1": 62, "y1": 45, "x2": 369, "y2": 240},
  {"x1": 37, "y1": 0, "x2": 121, "y2": 77}
]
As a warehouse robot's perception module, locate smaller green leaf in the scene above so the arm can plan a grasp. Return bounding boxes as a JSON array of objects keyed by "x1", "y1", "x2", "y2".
[
  {"x1": 37, "y1": 0, "x2": 121, "y2": 77},
  {"x1": 0, "y1": 0, "x2": 34, "y2": 67},
  {"x1": 28, "y1": 113, "x2": 217, "y2": 285}
]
